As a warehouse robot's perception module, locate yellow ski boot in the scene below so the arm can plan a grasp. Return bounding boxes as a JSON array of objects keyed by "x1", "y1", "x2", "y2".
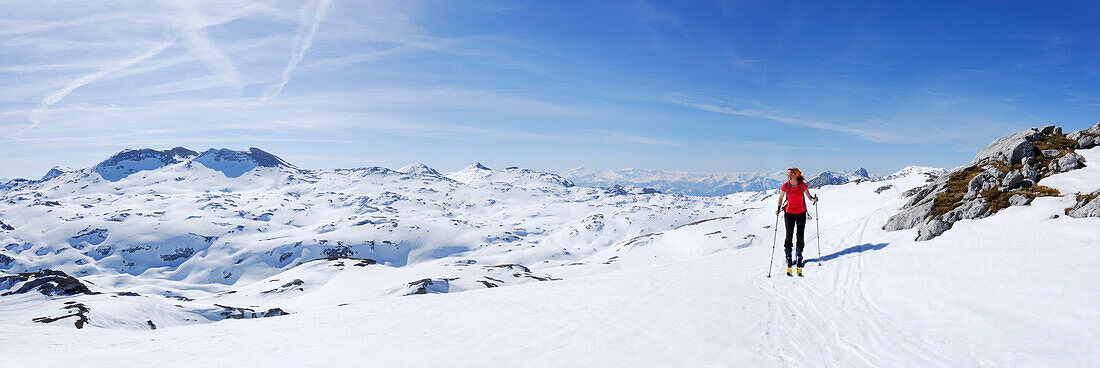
[
  {"x1": 797, "y1": 267, "x2": 803, "y2": 277},
  {"x1": 786, "y1": 267, "x2": 792, "y2": 277}
]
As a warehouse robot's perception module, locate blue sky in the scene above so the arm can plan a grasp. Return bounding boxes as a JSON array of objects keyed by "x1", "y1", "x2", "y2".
[{"x1": 2, "y1": 0, "x2": 1098, "y2": 179}]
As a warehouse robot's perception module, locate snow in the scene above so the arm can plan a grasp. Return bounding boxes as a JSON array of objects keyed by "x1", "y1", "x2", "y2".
[
  {"x1": 562, "y1": 167, "x2": 784, "y2": 196},
  {"x1": 0, "y1": 148, "x2": 1097, "y2": 367}
]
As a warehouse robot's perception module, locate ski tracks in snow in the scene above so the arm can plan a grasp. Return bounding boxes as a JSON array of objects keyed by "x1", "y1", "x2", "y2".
[{"x1": 748, "y1": 209, "x2": 952, "y2": 367}]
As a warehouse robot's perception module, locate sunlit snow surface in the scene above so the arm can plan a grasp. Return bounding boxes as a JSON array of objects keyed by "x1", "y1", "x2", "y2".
[{"x1": 0, "y1": 149, "x2": 1098, "y2": 367}]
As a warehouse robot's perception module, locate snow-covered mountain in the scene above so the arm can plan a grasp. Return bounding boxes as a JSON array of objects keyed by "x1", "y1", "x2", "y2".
[
  {"x1": 880, "y1": 165, "x2": 947, "y2": 181},
  {"x1": 560, "y1": 168, "x2": 784, "y2": 196},
  {"x1": 2, "y1": 124, "x2": 1099, "y2": 367},
  {"x1": 0, "y1": 147, "x2": 721, "y2": 329}
]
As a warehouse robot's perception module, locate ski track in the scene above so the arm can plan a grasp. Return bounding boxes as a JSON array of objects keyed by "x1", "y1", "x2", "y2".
[{"x1": 752, "y1": 206, "x2": 953, "y2": 367}]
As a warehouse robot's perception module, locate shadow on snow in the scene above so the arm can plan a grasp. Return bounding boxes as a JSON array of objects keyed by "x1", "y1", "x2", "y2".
[{"x1": 803, "y1": 242, "x2": 889, "y2": 264}]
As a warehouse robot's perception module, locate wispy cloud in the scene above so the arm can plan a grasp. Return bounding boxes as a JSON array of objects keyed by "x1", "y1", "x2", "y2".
[
  {"x1": 15, "y1": 38, "x2": 175, "y2": 137},
  {"x1": 668, "y1": 97, "x2": 908, "y2": 143},
  {"x1": 263, "y1": 0, "x2": 332, "y2": 100}
]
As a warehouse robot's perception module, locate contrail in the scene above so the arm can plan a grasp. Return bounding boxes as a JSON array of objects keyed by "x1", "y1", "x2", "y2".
[
  {"x1": 15, "y1": 39, "x2": 175, "y2": 138},
  {"x1": 263, "y1": 0, "x2": 332, "y2": 100}
]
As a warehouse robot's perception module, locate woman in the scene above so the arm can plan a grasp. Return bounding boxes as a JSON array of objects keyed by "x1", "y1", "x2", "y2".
[{"x1": 775, "y1": 167, "x2": 818, "y2": 276}]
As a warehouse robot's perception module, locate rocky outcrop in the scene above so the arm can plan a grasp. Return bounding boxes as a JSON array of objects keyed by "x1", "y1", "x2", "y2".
[
  {"x1": 970, "y1": 128, "x2": 1040, "y2": 166},
  {"x1": 32, "y1": 301, "x2": 90, "y2": 329},
  {"x1": 405, "y1": 278, "x2": 453, "y2": 295},
  {"x1": 0, "y1": 253, "x2": 14, "y2": 267},
  {"x1": 0, "y1": 269, "x2": 96, "y2": 296},
  {"x1": 884, "y1": 124, "x2": 1092, "y2": 241},
  {"x1": 1066, "y1": 189, "x2": 1100, "y2": 218},
  {"x1": 214, "y1": 304, "x2": 290, "y2": 319}
]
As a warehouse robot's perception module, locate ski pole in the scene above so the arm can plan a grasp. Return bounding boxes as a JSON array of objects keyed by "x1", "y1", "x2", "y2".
[
  {"x1": 770, "y1": 206, "x2": 778, "y2": 277},
  {"x1": 814, "y1": 199, "x2": 822, "y2": 267}
]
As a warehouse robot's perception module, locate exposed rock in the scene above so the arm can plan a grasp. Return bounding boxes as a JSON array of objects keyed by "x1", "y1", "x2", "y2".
[
  {"x1": 1021, "y1": 166, "x2": 1039, "y2": 181},
  {"x1": 214, "y1": 304, "x2": 290, "y2": 319},
  {"x1": 68, "y1": 227, "x2": 108, "y2": 247},
  {"x1": 405, "y1": 278, "x2": 452, "y2": 295},
  {"x1": 886, "y1": 125, "x2": 1081, "y2": 241},
  {"x1": 0, "y1": 253, "x2": 13, "y2": 267},
  {"x1": 916, "y1": 218, "x2": 949, "y2": 241},
  {"x1": 970, "y1": 128, "x2": 1039, "y2": 165},
  {"x1": 983, "y1": 167, "x2": 1005, "y2": 179},
  {"x1": 322, "y1": 246, "x2": 354, "y2": 258},
  {"x1": 1077, "y1": 136, "x2": 1097, "y2": 149},
  {"x1": 943, "y1": 198, "x2": 989, "y2": 224},
  {"x1": 0, "y1": 269, "x2": 95, "y2": 296},
  {"x1": 483, "y1": 264, "x2": 532, "y2": 273},
  {"x1": 964, "y1": 172, "x2": 998, "y2": 200},
  {"x1": 32, "y1": 302, "x2": 89, "y2": 329},
  {"x1": 159, "y1": 247, "x2": 195, "y2": 262},
  {"x1": 1009, "y1": 194, "x2": 1030, "y2": 206},
  {"x1": 1056, "y1": 153, "x2": 1081, "y2": 172},
  {"x1": 1001, "y1": 172, "x2": 1024, "y2": 190},
  {"x1": 1066, "y1": 190, "x2": 1100, "y2": 218},
  {"x1": 261, "y1": 279, "x2": 305, "y2": 295},
  {"x1": 883, "y1": 202, "x2": 933, "y2": 231},
  {"x1": 874, "y1": 184, "x2": 893, "y2": 194},
  {"x1": 0, "y1": 219, "x2": 13, "y2": 231},
  {"x1": 1084, "y1": 122, "x2": 1100, "y2": 135}
]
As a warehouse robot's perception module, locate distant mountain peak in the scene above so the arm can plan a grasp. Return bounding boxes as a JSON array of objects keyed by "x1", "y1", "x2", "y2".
[
  {"x1": 398, "y1": 162, "x2": 443, "y2": 177},
  {"x1": 41, "y1": 166, "x2": 73, "y2": 181},
  {"x1": 193, "y1": 148, "x2": 294, "y2": 178},
  {"x1": 94, "y1": 147, "x2": 200, "y2": 182},
  {"x1": 244, "y1": 147, "x2": 295, "y2": 168},
  {"x1": 466, "y1": 162, "x2": 490, "y2": 171},
  {"x1": 89, "y1": 147, "x2": 293, "y2": 181}
]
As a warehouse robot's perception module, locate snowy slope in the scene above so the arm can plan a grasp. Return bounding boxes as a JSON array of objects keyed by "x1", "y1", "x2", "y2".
[
  {"x1": 0, "y1": 147, "x2": 729, "y2": 329},
  {"x1": 1, "y1": 148, "x2": 1096, "y2": 366},
  {"x1": 1, "y1": 142, "x2": 1098, "y2": 367}
]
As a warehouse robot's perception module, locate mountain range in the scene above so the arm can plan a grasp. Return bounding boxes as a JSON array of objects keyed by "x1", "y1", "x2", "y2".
[{"x1": 2, "y1": 124, "x2": 1099, "y2": 366}]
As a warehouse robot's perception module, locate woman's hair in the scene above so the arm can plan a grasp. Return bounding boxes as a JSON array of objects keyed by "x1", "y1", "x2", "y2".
[{"x1": 788, "y1": 167, "x2": 805, "y2": 185}]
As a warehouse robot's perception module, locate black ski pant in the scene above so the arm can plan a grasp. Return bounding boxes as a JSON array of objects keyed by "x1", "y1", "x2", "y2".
[{"x1": 783, "y1": 211, "x2": 807, "y2": 267}]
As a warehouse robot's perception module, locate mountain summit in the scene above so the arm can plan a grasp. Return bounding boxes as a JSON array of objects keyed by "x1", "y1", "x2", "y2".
[
  {"x1": 192, "y1": 148, "x2": 294, "y2": 178},
  {"x1": 91, "y1": 147, "x2": 292, "y2": 181},
  {"x1": 93, "y1": 147, "x2": 200, "y2": 181}
]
